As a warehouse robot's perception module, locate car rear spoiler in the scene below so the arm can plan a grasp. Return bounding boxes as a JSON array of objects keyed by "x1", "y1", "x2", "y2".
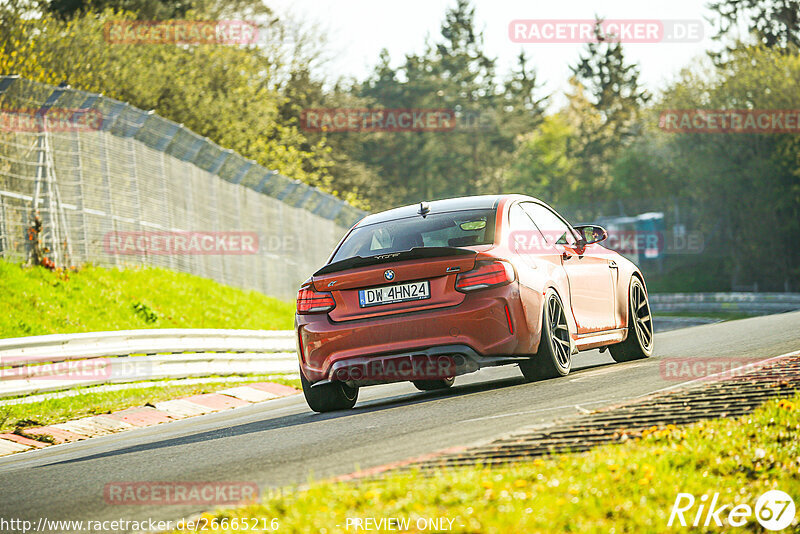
[{"x1": 313, "y1": 247, "x2": 476, "y2": 276}]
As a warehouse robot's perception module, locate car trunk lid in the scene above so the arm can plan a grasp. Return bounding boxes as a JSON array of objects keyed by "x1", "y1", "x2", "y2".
[{"x1": 313, "y1": 248, "x2": 478, "y2": 321}]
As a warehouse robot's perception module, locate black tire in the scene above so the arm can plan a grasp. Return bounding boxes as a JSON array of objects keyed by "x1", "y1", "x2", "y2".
[
  {"x1": 412, "y1": 376, "x2": 455, "y2": 391},
  {"x1": 609, "y1": 277, "x2": 654, "y2": 362},
  {"x1": 301, "y1": 371, "x2": 358, "y2": 413},
  {"x1": 520, "y1": 290, "x2": 572, "y2": 380}
]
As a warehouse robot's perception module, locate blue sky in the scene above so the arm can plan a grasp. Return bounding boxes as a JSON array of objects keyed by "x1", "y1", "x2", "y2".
[{"x1": 270, "y1": 0, "x2": 723, "y2": 107}]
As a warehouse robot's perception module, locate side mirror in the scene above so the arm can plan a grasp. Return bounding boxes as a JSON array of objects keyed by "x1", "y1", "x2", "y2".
[{"x1": 574, "y1": 225, "x2": 608, "y2": 246}]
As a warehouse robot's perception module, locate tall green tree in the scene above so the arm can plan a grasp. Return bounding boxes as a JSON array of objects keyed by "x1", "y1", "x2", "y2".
[
  {"x1": 571, "y1": 21, "x2": 650, "y2": 141},
  {"x1": 708, "y1": 0, "x2": 800, "y2": 49},
  {"x1": 503, "y1": 113, "x2": 578, "y2": 202},
  {"x1": 652, "y1": 45, "x2": 800, "y2": 289},
  {"x1": 342, "y1": 0, "x2": 546, "y2": 209},
  {"x1": 566, "y1": 20, "x2": 650, "y2": 200}
]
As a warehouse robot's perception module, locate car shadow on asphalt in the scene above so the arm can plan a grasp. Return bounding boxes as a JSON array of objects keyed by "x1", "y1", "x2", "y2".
[
  {"x1": 38, "y1": 362, "x2": 618, "y2": 468},
  {"x1": 355, "y1": 360, "x2": 617, "y2": 410}
]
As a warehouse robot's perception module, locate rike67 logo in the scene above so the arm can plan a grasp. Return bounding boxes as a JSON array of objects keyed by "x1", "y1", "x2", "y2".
[{"x1": 668, "y1": 490, "x2": 795, "y2": 530}]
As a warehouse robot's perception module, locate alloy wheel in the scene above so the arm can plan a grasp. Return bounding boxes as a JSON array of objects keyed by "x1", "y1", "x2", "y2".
[
  {"x1": 631, "y1": 283, "x2": 653, "y2": 352},
  {"x1": 547, "y1": 295, "x2": 571, "y2": 367}
]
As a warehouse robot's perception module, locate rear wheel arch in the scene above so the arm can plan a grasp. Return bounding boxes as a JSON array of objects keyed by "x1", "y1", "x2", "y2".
[
  {"x1": 519, "y1": 288, "x2": 573, "y2": 381},
  {"x1": 545, "y1": 282, "x2": 577, "y2": 343}
]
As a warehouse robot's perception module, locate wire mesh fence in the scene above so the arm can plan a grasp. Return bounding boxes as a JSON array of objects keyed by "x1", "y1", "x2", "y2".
[{"x1": 0, "y1": 76, "x2": 366, "y2": 299}]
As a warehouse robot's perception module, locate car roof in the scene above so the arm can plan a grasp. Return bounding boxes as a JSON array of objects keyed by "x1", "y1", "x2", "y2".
[{"x1": 356, "y1": 195, "x2": 510, "y2": 226}]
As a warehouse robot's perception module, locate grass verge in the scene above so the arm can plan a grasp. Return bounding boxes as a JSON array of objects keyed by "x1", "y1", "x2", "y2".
[
  {"x1": 183, "y1": 394, "x2": 800, "y2": 533},
  {"x1": 0, "y1": 260, "x2": 294, "y2": 338},
  {"x1": 0, "y1": 376, "x2": 300, "y2": 435}
]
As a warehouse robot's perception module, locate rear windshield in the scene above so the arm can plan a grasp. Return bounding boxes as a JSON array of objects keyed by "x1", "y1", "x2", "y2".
[{"x1": 331, "y1": 209, "x2": 497, "y2": 263}]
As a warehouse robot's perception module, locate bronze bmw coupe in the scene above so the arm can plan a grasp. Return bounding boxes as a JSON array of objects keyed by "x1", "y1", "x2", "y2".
[{"x1": 295, "y1": 195, "x2": 654, "y2": 412}]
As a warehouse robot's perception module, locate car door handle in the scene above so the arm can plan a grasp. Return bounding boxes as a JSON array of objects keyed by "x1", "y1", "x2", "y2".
[{"x1": 609, "y1": 261, "x2": 618, "y2": 269}]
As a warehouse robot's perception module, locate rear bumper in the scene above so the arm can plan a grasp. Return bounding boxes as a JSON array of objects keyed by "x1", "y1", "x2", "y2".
[
  {"x1": 311, "y1": 345, "x2": 532, "y2": 387},
  {"x1": 296, "y1": 283, "x2": 540, "y2": 384}
]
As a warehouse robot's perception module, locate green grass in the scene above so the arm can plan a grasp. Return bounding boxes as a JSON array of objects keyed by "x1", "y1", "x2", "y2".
[
  {"x1": 0, "y1": 376, "x2": 300, "y2": 436},
  {"x1": 186, "y1": 395, "x2": 800, "y2": 533},
  {"x1": 0, "y1": 260, "x2": 295, "y2": 338}
]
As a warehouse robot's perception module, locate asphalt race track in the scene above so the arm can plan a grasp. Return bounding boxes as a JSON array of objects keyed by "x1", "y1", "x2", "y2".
[{"x1": 1, "y1": 312, "x2": 799, "y2": 529}]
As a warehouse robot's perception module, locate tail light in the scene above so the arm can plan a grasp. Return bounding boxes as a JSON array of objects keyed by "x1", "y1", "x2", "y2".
[
  {"x1": 455, "y1": 260, "x2": 515, "y2": 292},
  {"x1": 297, "y1": 287, "x2": 335, "y2": 314}
]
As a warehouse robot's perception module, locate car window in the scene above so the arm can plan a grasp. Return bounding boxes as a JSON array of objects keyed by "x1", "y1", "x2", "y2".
[
  {"x1": 370, "y1": 228, "x2": 393, "y2": 249},
  {"x1": 521, "y1": 202, "x2": 577, "y2": 246},
  {"x1": 509, "y1": 204, "x2": 537, "y2": 232},
  {"x1": 331, "y1": 209, "x2": 496, "y2": 262},
  {"x1": 509, "y1": 202, "x2": 556, "y2": 258},
  {"x1": 509, "y1": 203, "x2": 548, "y2": 246}
]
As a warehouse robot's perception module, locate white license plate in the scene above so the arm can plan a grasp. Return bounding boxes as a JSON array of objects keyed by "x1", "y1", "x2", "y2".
[{"x1": 358, "y1": 280, "x2": 431, "y2": 308}]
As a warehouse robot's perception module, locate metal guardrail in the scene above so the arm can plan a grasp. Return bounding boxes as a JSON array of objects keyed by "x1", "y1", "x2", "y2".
[
  {"x1": 2, "y1": 294, "x2": 797, "y2": 397},
  {"x1": 649, "y1": 292, "x2": 800, "y2": 314},
  {"x1": 0, "y1": 329, "x2": 298, "y2": 397},
  {"x1": 0, "y1": 328, "x2": 295, "y2": 365}
]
